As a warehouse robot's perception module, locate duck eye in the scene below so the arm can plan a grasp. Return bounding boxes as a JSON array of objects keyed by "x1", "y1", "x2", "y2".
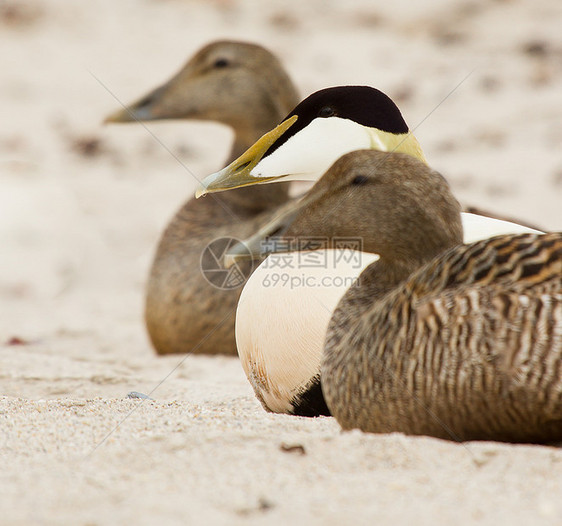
[
  {"x1": 351, "y1": 175, "x2": 369, "y2": 186},
  {"x1": 213, "y1": 58, "x2": 229, "y2": 68},
  {"x1": 318, "y1": 106, "x2": 336, "y2": 118}
]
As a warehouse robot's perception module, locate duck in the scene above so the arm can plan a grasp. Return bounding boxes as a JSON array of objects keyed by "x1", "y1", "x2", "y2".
[
  {"x1": 196, "y1": 86, "x2": 426, "y2": 194},
  {"x1": 279, "y1": 150, "x2": 561, "y2": 443},
  {"x1": 106, "y1": 40, "x2": 300, "y2": 355},
  {"x1": 201, "y1": 86, "x2": 542, "y2": 416}
]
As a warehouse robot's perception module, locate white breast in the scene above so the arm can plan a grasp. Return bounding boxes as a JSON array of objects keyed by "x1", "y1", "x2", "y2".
[{"x1": 235, "y1": 249, "x2": 377, "y2": 413}]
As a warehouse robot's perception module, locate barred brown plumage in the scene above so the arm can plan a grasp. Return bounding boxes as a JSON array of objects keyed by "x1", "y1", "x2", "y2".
[{"x1": 308, "y1": 151, "x2": 562, "y2": 443}]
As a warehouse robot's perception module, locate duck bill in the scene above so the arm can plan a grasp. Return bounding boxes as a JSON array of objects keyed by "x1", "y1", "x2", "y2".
[
  {"x1": 196, "y1": 115, "x2": 298, "y2": 198},
  {"x1": 104, "y1": 85, "x2": 168, "y2": 123},
  {"x1": 223, "y1": 200, "x2": 305, "y2": 268}
]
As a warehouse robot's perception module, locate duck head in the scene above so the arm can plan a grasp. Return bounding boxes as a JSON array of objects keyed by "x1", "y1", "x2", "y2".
[
  {"x1": 104, "y1": 40, "x2": 299, "y2": 136},
  {"x1": 197, "y1": 86, "x2": 427, "y2": 196}
]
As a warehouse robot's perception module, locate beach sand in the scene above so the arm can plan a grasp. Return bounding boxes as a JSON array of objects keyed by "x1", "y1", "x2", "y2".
[{"x1": 1, "y1": 0, "x2": 562, "y2": 524}]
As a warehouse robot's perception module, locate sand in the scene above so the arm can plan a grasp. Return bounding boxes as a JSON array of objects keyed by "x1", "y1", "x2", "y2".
[{"x1": 1, "y1": 0, "x2": 562, "y2": 524}]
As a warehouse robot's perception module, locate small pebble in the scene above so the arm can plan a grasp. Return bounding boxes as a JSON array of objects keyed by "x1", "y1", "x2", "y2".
[
  {"x1": 280, "y1": 443, "x2": 306, "y2": 455},
  {"x1": 127, "y1": 392, "x2": 154, "y2": 400},
  {"x1": 6, "y1": 336, "x2": 29, "y2": 346}
]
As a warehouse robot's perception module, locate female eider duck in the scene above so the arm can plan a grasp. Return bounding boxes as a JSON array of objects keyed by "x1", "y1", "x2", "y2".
[
  {"x1": 200, "y1": 86, "x2": 542, "y2": 416},
  {"x1": 105, "y1": 40, "x2": 300, "y2": 355},
  {"x1": 289, "y1": 150, "x2": 561, "y2": 443}
]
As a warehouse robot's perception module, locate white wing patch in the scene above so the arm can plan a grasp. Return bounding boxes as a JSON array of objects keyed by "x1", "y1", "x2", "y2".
[{"x1": 461, "y1": 212, "x2": 542, "y2": 243}]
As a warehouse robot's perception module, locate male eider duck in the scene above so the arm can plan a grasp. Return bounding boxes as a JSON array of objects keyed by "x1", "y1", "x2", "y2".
[
  {"x1": 202, "y1": 86, "x2": 542, "y2": 416},
  {"x1": 197, "y1": 86, "x2": 426, "y2": 194},
  {"x1": 292, "y1": 150, "x2": 560, "y2": 443},
  {"x1": 106, "y1": 40, "x2": 300, "y2": 355}
]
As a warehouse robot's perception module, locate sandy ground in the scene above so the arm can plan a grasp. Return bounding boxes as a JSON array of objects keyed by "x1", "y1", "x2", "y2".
[{"x1": 1, "y1": 0, "x2": 562, "y2": 524}]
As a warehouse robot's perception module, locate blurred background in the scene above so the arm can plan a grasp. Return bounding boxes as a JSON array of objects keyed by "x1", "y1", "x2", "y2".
[{"x1": 1, "y1": 0, "x2": 561, "y2": 346}]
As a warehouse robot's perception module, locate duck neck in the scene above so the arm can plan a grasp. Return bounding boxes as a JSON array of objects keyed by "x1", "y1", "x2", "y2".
[{"x1": 212, "y1": 180, "x2": 291, "y2": 215}]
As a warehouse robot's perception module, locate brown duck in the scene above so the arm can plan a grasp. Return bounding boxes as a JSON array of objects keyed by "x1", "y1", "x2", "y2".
[
  {"x1": 106, "y1": 40, "x2": 299, "y2": 355},
  {"x1": 271, "y1": 149, "x2": 562, "y2": 443}
]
